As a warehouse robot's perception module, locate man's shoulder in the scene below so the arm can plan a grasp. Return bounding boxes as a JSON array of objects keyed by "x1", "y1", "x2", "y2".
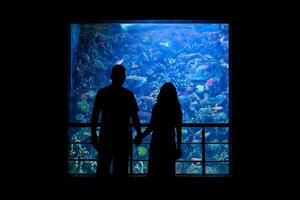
[
  {"x1": 97, "y1": 86, "x2": 110, "y2": 94},
  {"x1": 121, "y1": 87, "x2": 134, "y2": 96},
  {"x1": 97, "y1": 86, "x2": 134, "y2": 97}
]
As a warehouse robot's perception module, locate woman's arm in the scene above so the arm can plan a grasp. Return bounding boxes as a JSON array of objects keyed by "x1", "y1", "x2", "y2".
[
  {"x1": 142, "y1": 125, "x2": 153, "y2": 138},
  {"x1": 175, "y1": 109, "x2": 183, "y2": 159},
  {"x1": 134, "y1": 120, "x2": 153, "y2": 146},
  {"x1": 134, "y1": 105, "x2": 156, "y2": 146},
  {"x1": 176, "y1": 126, "x2": 182, "y2": 147}
]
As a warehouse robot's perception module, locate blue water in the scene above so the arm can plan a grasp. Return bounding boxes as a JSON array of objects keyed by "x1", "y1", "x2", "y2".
[
  {"x1": 68, "y1": 22, "x2": 230, "y2": 175},
  {"x1": 70, "y1": 23, "x2": 229, "y2": 124}
]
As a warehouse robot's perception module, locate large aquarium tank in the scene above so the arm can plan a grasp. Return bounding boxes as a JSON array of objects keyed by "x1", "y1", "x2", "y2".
[{"x1": 68, "y1": 21, "x2": 230, "y2": 176}]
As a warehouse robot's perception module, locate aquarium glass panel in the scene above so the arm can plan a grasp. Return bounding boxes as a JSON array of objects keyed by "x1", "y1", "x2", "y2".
[
  {"x1": 133, "y1": 161, "x2": 148, "y2": 174},
  {"x1": 132, "y1": 127, "x2": 152, "y2": 143},
  {"x1": 176, "y1": 162, "x2": 202, "y2": 174},
  {"x1": 181, "y1": 127, "x2": 202, "y2": 143},
  {"x1": 68, "y1": 143, "x2": 98, "y2": 159},
  {"x1": 70, "y1": 23, "x2": 229, "y2": 124},
  {"x1": 132, "y1": 144, "x2": 150, "y2": 160},
  {"x1": 205, "y1": 144, "x2": 229, "y2": 161},
  {"x1": 68, "y1": 161, "x2": 97, "y2": 174},
  {"x1": 68, "y1": 127, "x2": 100, "y2": 142},
  {"x1": 178, "y1": 144, "x2": 202, "y2": 161},
  {"x1": 205, "y1": 127, "x2": 229, "y2": 142},
  {"x1": 205, "y1": 162, "x2": 229, "y2": 174}
]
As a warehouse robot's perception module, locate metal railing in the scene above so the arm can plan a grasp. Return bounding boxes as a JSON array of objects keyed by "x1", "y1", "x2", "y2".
[{"x1": 67, "y1": 123, "x2": 231, "y2": 177}]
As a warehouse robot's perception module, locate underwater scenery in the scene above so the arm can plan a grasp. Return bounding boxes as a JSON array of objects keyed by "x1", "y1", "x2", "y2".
[{"x1": 68, "y1": 22, "x2": 230, "y2": 176}]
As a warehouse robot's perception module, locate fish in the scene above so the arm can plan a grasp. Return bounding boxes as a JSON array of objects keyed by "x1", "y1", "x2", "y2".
[
  {"x1": 196, "y1": 84, "x2": 205, "y2": 93},
  {"x1": 126, "y1": 75, "x2": 146, "y2": 81},
  {"x1": 126, "y1": 75, "x2": 147, "y2": 88},
  {"x1": 185, "y1": 71, "x2": 210, "y2": 81},
  {"x1": 205, "y1": 132, "x2": 211, "y2": 137},
  {"x1": 191, "y1": 158, "x2": 202, "y2": 161},
  {"x1": 82, "y1": 132, "x2": 91, "y2": 136},
  {"x1": 130, "y1": 64, "x2": 139, "y2": 68},
  {"x1": 115, "y1": 58, "x2": 124, "y2": 65},
  {"x1": 206, "y1": 78, "x2": 214, "y2": 86},
  {"x1": 159, "y1": 41, "x2": 170, "y2": 47},
  {"x1": 205, "y1": 78, "x2": 216, "y2": 89},
  {"x1": 212, "y1": 104, "x2": 223, "y2": 113},
  {"x1": 195, "y1": 64, "x2": 209, "y2": 72},
  {"x1": 192, "y1": 138, "x2": 201, "y2": 143},
  {"x1": 140, "y1": 96, "x2": 155, "y2": 102},
  {"x1": 120, "y1": 24, "x2": 136, "y2": 31},
  {"x1": 219, "y1": 36, "x2": 225, "y2": 43},
  {"x1": 185, "y1": 74, "x2": 205, "y2": 81},
  {"x1": 179, "y1": 52, "x2": 202, "y2": 58}
]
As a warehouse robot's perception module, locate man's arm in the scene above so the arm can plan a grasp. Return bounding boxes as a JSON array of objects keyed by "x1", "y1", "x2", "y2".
[
  {"x1": 131, "y1": 111, "x2": 142, "y2": 138},
  {"x1": 132, "y1": 111, "x2": 154, "y2": 146},
  {"x1": 91, "y1": 92, "x2": 101, "y2": 150},
  {"x1": 132, "y1": 108, "x2": 156, "y2": 146},
  {"x1": 130, "y1": 92, "x2": 143, "y2": 145}
]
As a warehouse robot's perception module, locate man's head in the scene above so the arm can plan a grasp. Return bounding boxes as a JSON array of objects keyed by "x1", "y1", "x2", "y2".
[{"x1": 110, "y1": 64, "x2": 126, "y2": 86}]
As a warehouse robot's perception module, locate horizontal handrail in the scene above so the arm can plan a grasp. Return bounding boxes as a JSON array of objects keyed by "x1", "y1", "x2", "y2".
[
  {"x1": 68, "y1": 158, "x2": 231, "y2": 162},
  {"x1": 68, "y1": 142, "x2": 231, "y2": 144},
  {"x1": 68, "y1": 123, "x2": 230, "y2": 127}
]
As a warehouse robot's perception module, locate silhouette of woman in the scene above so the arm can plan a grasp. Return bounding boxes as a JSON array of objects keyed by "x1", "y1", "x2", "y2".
[{"x1": 134, "y1": 82, "x2": 182, "y2": 177}]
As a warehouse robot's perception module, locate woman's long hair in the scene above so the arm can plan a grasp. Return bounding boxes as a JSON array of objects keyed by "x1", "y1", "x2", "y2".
[{"x1": 156, "y1": 82, "x2": 182, "y2": 124}]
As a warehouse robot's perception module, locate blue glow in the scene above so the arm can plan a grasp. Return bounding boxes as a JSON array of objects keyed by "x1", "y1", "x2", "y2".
[
  {"x1": 69, "y1": 23, "x2": 229, "y2": 124},
  {"x1": 68, "y1": 22, "x2": 230, "y2": 175}
]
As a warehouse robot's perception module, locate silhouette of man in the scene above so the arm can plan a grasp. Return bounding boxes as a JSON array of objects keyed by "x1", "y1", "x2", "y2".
[{"x1": 91, "y1": 64, "x2": 142, "y2": 178}]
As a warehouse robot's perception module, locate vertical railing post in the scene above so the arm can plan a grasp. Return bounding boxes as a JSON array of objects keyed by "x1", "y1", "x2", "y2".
[{"x1": 201, "y1": 126, "x2": 206, "y2": 176}]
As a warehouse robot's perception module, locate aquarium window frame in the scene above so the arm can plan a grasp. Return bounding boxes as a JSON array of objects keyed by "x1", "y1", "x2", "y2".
[
  {"x1": 67, "y1": 123, "x2": 232, "y2": 177},
  {"x1": 66, "y1": 20, "x2": 232, "y2": 178}
]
